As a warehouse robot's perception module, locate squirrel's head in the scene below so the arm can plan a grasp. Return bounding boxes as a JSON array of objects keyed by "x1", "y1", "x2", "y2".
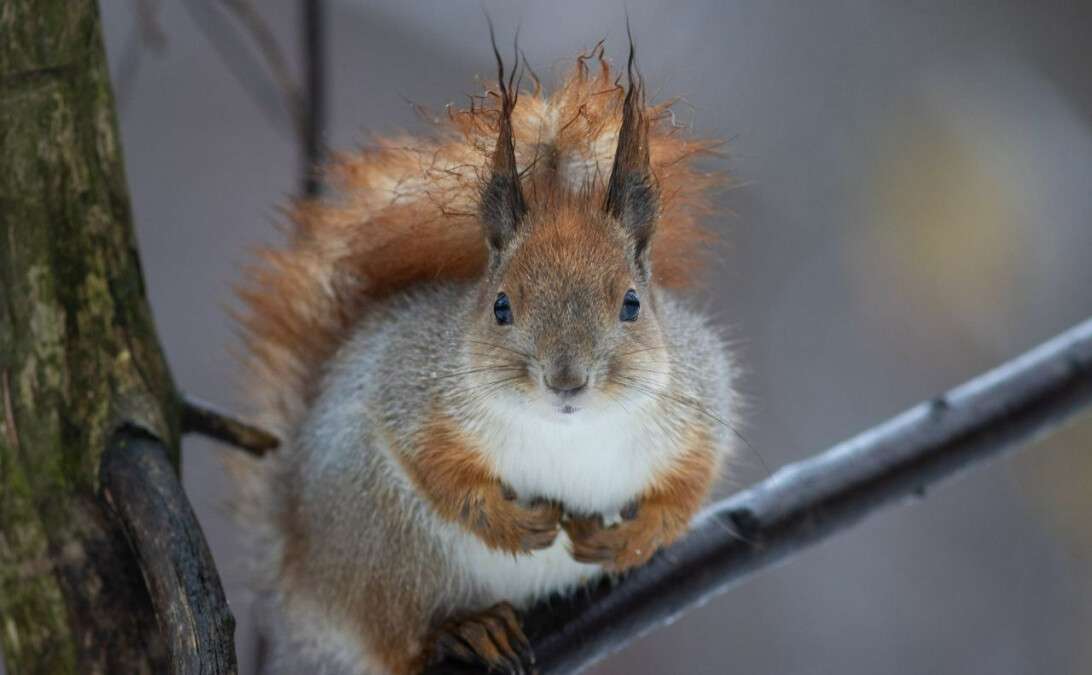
[{"x1": 462, "y1": 41, "x2": 671, "y2": 419}]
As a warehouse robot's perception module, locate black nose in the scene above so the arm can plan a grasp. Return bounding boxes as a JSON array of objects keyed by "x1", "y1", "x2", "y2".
[{"x1": 545, "y1": 366, "x2": 589, "y2": 397}]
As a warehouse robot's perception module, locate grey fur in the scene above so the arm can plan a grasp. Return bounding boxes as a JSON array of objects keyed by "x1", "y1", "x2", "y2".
[{"x1": 251, "y1": 277, "x2": 737, "y2": 674}]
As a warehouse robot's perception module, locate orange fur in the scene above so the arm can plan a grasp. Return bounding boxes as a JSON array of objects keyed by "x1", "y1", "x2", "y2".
[
  {"x1": 237, "y1": 47, "x2": 724, "y2": 434},
  {"x1": 403, "y1": 413, "x2": 562, "y2": 554},
  {"x1": 564, "y1": 425, "x2": 719, "y2": 571}
]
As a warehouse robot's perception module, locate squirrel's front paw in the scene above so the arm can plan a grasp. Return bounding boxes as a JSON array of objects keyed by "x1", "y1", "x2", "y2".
[
  {"x1": 460, "y1": 483, "x2": 561, "y2": 554},
  {"x1": 563, "y1": 501, "x2": 674, "y2": 572},
  {"x1": 428, "y1": 601, "x2": 533, "y2": 674}
]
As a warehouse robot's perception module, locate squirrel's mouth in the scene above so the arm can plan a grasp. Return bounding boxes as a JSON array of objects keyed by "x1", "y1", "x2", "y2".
[{"x1": 558, "y1": 404, "x2": 580, "y2": 415}]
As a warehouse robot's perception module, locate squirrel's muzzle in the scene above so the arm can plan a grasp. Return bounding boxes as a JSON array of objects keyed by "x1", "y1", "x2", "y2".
[{"x1": 544, "y1": 362, "x2": 589, "y2": 398}]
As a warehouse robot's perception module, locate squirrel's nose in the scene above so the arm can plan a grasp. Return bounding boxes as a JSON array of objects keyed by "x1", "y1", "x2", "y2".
[{"x1": 544, "y1": 365, "x2": 589, "y2": 398}]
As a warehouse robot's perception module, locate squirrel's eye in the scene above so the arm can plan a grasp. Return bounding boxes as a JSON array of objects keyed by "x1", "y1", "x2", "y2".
[
  {"x1": 494, "y1": 292, "x2": 513, "y2": 325},
  {"x1": 620, "y1": 289, "x2": 640, "y2": 322}
]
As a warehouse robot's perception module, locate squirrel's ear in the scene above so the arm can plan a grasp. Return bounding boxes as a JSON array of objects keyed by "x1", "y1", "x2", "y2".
[
  {"x1": 479, "y1": 30, "x2": 527, "y2": 256},
  {"x1": 603, "y1": 36, "x2": 658, "y2": 280}
]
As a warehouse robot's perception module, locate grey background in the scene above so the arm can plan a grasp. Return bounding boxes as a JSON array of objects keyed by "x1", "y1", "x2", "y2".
[{"x1": 24, "y1": 2, "x2": 1090, "y2": 674}]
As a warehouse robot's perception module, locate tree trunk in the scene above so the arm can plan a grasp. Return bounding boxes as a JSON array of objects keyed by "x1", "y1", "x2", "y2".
[{"x1": 0, "y1": 1, "x2": 181, "y2": 672}]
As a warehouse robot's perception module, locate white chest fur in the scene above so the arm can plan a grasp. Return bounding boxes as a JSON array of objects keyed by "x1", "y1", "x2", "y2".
[
  {"x1": 474, "y1": 396, "x2": 675, "y2": 516},
  {"x1": 443, "y1": 393, "x2": 681, "y2": 607},
  {"x1": 439, "y1": 396, "x2": 677, "y2": 606},
  {"x1": 446, "y1": 529, "x2": 600, "y2": 608}
]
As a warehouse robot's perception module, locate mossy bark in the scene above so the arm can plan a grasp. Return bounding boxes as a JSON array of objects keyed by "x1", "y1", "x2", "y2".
[{"x1": 0, "y1": 1, "x2": 180, "y2": 672}]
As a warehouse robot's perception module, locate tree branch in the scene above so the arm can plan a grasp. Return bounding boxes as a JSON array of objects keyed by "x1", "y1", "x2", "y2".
[
  {"x1": 427, "y1": 316, "x2": 1092, "y2": 674},
  {"x1": 301, "y1": 0, "x2": 326, "y2": 197},
  {"x1": 219, "y1": 0, "x2": 304, "y2": 134},
  {"x1": 100, "y1": 427, "x2": 237, "y2": 674},
  {"x1": 1, "y1": 2, "x2": 182, "y2": 670},
  {"x1": 181, "y1": 394, "x2": 280, "y2": 455}
]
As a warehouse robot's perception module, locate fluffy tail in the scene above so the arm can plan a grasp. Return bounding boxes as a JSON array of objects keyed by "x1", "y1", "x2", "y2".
[{"x1": 236, "y1": 45, "x2": 724, "y2": 437}]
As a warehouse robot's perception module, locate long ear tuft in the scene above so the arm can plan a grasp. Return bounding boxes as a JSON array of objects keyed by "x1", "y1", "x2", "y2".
[
  {"x1": 479, "y1": 19, "x2": 527, "y2": 255},
  {"x1": 603, "y1": 23, "x2": 658, "y2": 279}
]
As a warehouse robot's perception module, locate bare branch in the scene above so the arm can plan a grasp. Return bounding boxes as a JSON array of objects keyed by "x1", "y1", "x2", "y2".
[
  {"x1": 180, "y1": 0, "x2": 325, "y2": 195},
  {"x1": 301, "y1": 0, "x2": 326, "y2": 197},
  {"x1": 181, "y1": 394, "x2": 280, "y2": 455},
  {"x1": 219, "y1": 0, "x2": 305, "y2": 135},
  {"x1": 426, "y1": 316, "x2": 1092, "y2": 674},
  {"x1": 179, "y1": 0, "x2": 298, "y2": 137},
  {"x1": 114, "y1": 0, "x2": 167, "y2": 113},
  {"x1": 100, "y1": 427, "x2": 237, "y2": 674}
]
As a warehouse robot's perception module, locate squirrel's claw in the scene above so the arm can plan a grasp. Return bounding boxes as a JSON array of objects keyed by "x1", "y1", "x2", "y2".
[
  {"x1": 515, "y1": 499, "x2": 563, "y2": 552},
  {"x1": 466, "y1": 486, "x2": 562, "y2": 555},
  {"x1": 429, "y1": 601, "x2": 533, "y2": 674},
  {"x1": 563, "y1": 508, "x2": 662, "y2": 572}
]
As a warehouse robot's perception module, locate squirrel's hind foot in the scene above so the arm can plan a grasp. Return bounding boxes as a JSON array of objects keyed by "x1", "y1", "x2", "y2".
[{"x1": 427, "y1": 601, "x2": 534, "y2": 674}]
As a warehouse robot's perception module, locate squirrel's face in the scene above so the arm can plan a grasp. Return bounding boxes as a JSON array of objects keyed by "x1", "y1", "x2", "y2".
[
  {"x1": 465, "y1": 62, "x2": 666, "y2": 418},
  {"x1": 464, "y1": 205, "x2": 671, "y2": 418}
]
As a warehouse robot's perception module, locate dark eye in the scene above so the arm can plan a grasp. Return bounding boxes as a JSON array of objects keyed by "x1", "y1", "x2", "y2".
[
  {"x1": 494, "y1": 292, "x2": 513, "y2": 325},
  {"x1": 620, "y1": 289, "x2": 640, "y2": 322}
]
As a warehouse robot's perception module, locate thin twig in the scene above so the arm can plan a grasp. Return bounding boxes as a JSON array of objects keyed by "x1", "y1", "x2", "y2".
[
  {"x1": 300, "y1": 0, "x2": 326, "y2": 197},
  {"x1": 183, "y1": 0, "x2": 324, "y2": 195},
  {"x1": 220, "y1": 0, "x2": 305, "y2": 135},
  {"x1": 181, "y1": 394, "x2": 280, "y2": 455},
  {"x1": 114, "y1": 0, "x2": 167, "y2": 113},
  {"x1": 426, "y1": 316, "x2": 1092, "y2": 674},
  {"x1": 180, "y1": 0, "x2": 298, "y2": 137}
]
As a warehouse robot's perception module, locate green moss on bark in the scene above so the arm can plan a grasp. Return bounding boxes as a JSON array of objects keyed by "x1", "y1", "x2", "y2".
[{"x1": 1, "y1": 1, "x2": 180, "y2": 672}]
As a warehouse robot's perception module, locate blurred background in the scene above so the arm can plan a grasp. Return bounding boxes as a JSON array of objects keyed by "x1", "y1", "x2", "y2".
[{"x1": 64, "y1": 1, "x2": 1092, "y2": 673}]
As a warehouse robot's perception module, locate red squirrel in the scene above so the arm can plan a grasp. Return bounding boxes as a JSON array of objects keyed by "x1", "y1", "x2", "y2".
[{"x1": 232, "y1": 38, "x2": 737, "y2": 674}]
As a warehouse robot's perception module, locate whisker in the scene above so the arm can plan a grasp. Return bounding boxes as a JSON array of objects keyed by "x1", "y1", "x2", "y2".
[
  {"x1": 431, "y1": 366, "x2": 525, "y2": 380},
  {"x1": 602, "y1": 387, "x2": 635, "y2": 417},
  {"x1": 610, "y1": 373, "x2": 768, "y2": 476},
  {"x1": 462, "y1": 375, "x2": 526, "y2": 406},
  {"x1": 615, "y1": 364, "x2": 671, "y2": 377},
  {"x1": 613, "y1": 345, "x2": 668, "y2": 359},
  {"x1": 465, "y1": 339, "x2": 534, "y2": 360}
]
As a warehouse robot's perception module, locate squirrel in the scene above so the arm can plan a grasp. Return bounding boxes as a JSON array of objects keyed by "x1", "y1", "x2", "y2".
[{"x1": 231, "y1": 36, "x2": 738, "y2": 675}]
